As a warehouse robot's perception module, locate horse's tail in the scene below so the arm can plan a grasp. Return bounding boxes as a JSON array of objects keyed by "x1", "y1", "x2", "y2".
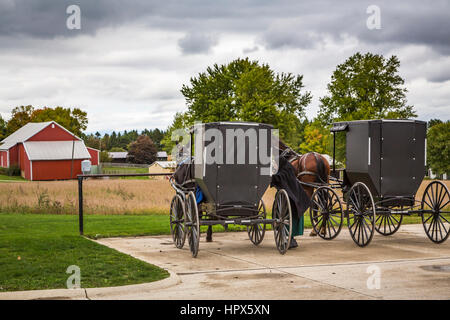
[{"x1": 316, "y1": 154, "x2": 329, "y2": 184}]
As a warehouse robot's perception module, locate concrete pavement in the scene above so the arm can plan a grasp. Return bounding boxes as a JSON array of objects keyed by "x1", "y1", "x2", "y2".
[{"x1": 95, "y1": 224, "x2": 450, "y2": 300}]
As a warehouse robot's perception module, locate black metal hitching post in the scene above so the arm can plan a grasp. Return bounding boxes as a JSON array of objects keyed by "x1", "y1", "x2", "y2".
[
  {"x1": 332, "y1": 132, "x2": 336, "y2": 176},
  {"x1": 78, "y1": 176, "x2": 84, "y2": 235}
]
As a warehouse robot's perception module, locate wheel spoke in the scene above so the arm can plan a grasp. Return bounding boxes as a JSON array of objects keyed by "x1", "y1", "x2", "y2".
[
  {"x1": 438, "y1": 217, "x2": 448, "y2": 235},
  {"x1": 440, "y1": 214, "x2": 450, "y2": 224},
  {"x1": 437, "y1": 217, "x2": 444, "y2": 241},
  {"x1": 436, "y1": 184, "x2": 445, "y2": 208},
  {"x1": 423, "y1": 213, "x2": 433, "y2": 224}
]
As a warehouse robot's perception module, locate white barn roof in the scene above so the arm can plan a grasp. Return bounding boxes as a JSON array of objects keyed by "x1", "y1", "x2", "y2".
[
  {"x1": 108, "y1": 152, "x2": 128, "y2": 159},
  {"x1": 0, "y1": 122, "x2": 51, "y2": 150},
  {"x1": 156, "y1": 151, "x2": 167, "y2": 158},
  {"x1": 23, "y1": 141, "x2": 91, "y2": 161},
  {"x1": 0, "y1": 121, "x2": 80, "y2": 150}
]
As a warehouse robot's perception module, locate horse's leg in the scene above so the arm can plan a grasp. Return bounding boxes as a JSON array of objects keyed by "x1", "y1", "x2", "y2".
[
  {"x1": 305, "y1": 186, "x2": 319, "y2": 237},
  {"x1": 206, "y1": 226, "x2": 213, "y2": 242}
]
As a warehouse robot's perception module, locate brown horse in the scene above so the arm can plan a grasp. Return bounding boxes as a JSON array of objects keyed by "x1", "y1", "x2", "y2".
[{"x1": 278, "y1": 142, "x2": 331, "y2": 236}]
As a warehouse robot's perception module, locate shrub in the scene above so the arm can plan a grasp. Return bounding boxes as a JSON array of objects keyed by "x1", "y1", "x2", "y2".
[{"x1": 0, "y1": 165, "x2": 21, "y2": 176}]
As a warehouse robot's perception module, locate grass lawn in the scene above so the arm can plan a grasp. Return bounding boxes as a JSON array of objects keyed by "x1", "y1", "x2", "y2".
[
  {"x1": 101, "y1": 166, "x2": 149, "y2": 179},
  {"x1": 0, "y1": 214, "x2": 169, "y2": 292},
  {"x1": 0, "y1": 174, "x2": 26, "y2": 182}
]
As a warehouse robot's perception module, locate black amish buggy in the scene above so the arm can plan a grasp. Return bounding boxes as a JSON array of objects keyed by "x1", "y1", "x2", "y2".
[
  {"x1": 304, "y1": 119, "x2": 449, "y2": 247},
  {"x1": 169, "y1": 121, "x2": 304, "y2": 257}
]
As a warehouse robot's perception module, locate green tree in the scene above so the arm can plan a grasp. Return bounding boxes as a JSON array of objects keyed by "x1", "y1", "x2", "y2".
[
  {"x1": 100, "y1": 150, "x2": 112, "y2": 163},
  {"x1": 127, "y1": 135, "x2": 157, "y2": 164},
  {"x1": 31, "y1": 107, "x2": 88, "y2": 137},
  {"x1": 318, "y1": 52, "x2": 417, "y2": 162},
  {"x1": 0, "y1": 114, "x2": 6, "y2": 140},
  {"x1": 428, "y1": 119, "x2": 443, "y2": 128},
  {"x1": 299, "y1": 122, "x2": 331, "y2": 154},
  {"x1": 5, "y1": 105, "x2": 88, "y2": 137},
  {"x1": 179, "y1": 58, "x2": 311, "y2": 147},
  {"x1": 142, "y1": 128, "x2": 165, "y2": 150},
  {"x1": 161, "y1": 112, "x2": 190, "y2": 154},
  {"x1": 319, "y1": 52, "x2": 416, "y2": 125},
  {"x1": 427, "y1": 121, "x2": 450, "y2": 175},
  {"x1": 109, "y1": 147, "x2": 126, "y2": 152},
  {"x1": 6, "y1": 105, "x2": 34, "y2": 135}
]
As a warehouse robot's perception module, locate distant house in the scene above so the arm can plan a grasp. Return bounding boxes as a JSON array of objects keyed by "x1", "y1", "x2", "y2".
[
  {"x1": 156, "y1": 151, "x2": 168, "y2": 161},
  {"x1": 108, "y1": 152, "x2": 128, "y2": 163},
  {"x1": 148, "y1": 161, "x2": 176, "y2": 179},
  {"x1": 0, "y1": 121, "x2": 99, "y2": 180}
]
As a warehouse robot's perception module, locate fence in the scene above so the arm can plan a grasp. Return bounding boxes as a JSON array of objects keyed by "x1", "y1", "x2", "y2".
[{"x1": 100, "y1": 162, "x2": 150, "y2": 168}]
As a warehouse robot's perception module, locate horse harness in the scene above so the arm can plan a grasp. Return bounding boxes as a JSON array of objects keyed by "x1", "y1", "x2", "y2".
[{"x1": 281, "y1": 148, "x2": 327, "y2": 185}]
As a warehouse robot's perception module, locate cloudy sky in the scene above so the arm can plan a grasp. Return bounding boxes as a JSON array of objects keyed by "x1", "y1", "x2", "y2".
[{"x1": 0, "y1": 0, "x2": 449, "y2": 133}]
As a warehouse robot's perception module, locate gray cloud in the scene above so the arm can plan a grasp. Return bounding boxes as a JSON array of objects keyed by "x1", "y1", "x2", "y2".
[
  {"x1": 178, "y1": 33, "x2": 218, "y2": 54},
  {"x1": 1, "y1": 1, "x2": 449, "y2": 54}
]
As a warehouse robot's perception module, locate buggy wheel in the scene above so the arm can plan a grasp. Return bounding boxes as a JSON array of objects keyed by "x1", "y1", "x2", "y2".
[
  {"x1": 247, "y1": 200, "x2": 266, "y2": 245},
  {"x1": 272, "y1": 189, "x2": 292, "y2": 254},
  {"x1": 169, "y1": 194, "x2": 186, "y2": 249},
  {"x1": 346, "y1": 182, "x2": 376, "y2": 247},
  {"x1": 421, "y1": 181, "x2": 450, "y2": 244},
  {"x1": 375, "y1": 211, "x2": 403, "y2": 236},
  {"x1": 185, "y1": 191, "x2": 200, "y2": 257},
  {"x1": 310, "y1": 187, "x2": 343, "y2": 240}
]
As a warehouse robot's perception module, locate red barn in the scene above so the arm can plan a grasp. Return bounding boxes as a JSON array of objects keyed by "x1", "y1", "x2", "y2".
[{"x1": 0, "y1": 121, "x2": 99, "y2": 180}]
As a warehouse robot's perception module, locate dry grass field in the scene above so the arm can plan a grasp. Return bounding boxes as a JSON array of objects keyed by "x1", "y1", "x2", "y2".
[{"x1": 0, "y1": 178, "x2": 448, "y2": 215}]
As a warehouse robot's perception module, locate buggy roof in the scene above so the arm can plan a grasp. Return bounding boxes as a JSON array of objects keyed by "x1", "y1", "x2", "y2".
[
  {"x1": 190, "y1": 121, "x2": 273, "y2": 131},
  {"x1": 331, "y1": 119, "x2": 426, "y2": 132}
]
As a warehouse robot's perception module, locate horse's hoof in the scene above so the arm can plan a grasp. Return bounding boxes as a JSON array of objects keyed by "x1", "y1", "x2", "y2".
[
  {"x1": 309, "y1": 231, "x2": 317, "y2": 237},
  {"x1": 206, "y1": 238, "x2": 213, "y2": 242}
]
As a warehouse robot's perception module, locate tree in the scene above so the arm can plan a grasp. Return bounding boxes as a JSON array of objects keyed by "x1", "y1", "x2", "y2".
[
  {"x1": 6, "y1": 105, "x2": 88, "y2": 137},
  {"x1": 299, "y1": 122, "x2": 331, "y2": 155},
  {"x1": 318, "y1": 52, "x2": 417, "y2": 162},
  {"x1": 0, "y1": 114, "x2": 6, "y2": 140},
  {"x1": 319, "y1": 52, "x2": 416, "y2": 125},
  {"x1": 427, "y1": 121, "x2": 450, "y2": 175},
  {"x1": 142, "y1": 128, "x2": 165, "y2": 150},
  {"x1": 161, "y1": 112, "x2": 190, "y2": 154},
  {"x1": 6, "y1": 105, "x2": 34, "y2": 135},
  {"x1": 178, "y1": 58, "x2": 311, "y2": 147},
  {"x1": 100, "y1": 150, "x2": 112, "y2": 163},
  {"x1": 127, "y1": 135, "x2": 157, "y2": 164},
  {"x1": 109, "y1": 147, "x2": 126, "y2": 152},
  {"x1": 428, "y1": 119, "x2": 443, "y2": 128}
]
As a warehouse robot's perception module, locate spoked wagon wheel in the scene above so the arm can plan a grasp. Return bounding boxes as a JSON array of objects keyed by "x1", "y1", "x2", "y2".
[
  {"x1": 169, "y1": 194, "x2": 186, "y2": 249},
  {"x1": 247, "y1": 200, "x2": 267, "y2": 245},
  {"x1": 272, "y1": 189, "x2": 292, "y2": 254},
  {"x1": 346, "y1": 182, "x2": 376, "y2": 247},
  {"x1": 185, "y1": 191, "x2": 200, "y2": 257},
  {"x1": 310, "y1": 187, "x2": 343, "y2": 240},
  {"x1": 375, "y1": 211, "x2": 403, "y2": 236},
  {"x1": 421, "y1": 181, "x2": 450, "y2": 244}
]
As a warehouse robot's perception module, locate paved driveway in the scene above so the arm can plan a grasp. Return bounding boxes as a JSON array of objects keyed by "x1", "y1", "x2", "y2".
[{"x1": 96, "y1": 224, "x2": 450, "y2": 300}]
